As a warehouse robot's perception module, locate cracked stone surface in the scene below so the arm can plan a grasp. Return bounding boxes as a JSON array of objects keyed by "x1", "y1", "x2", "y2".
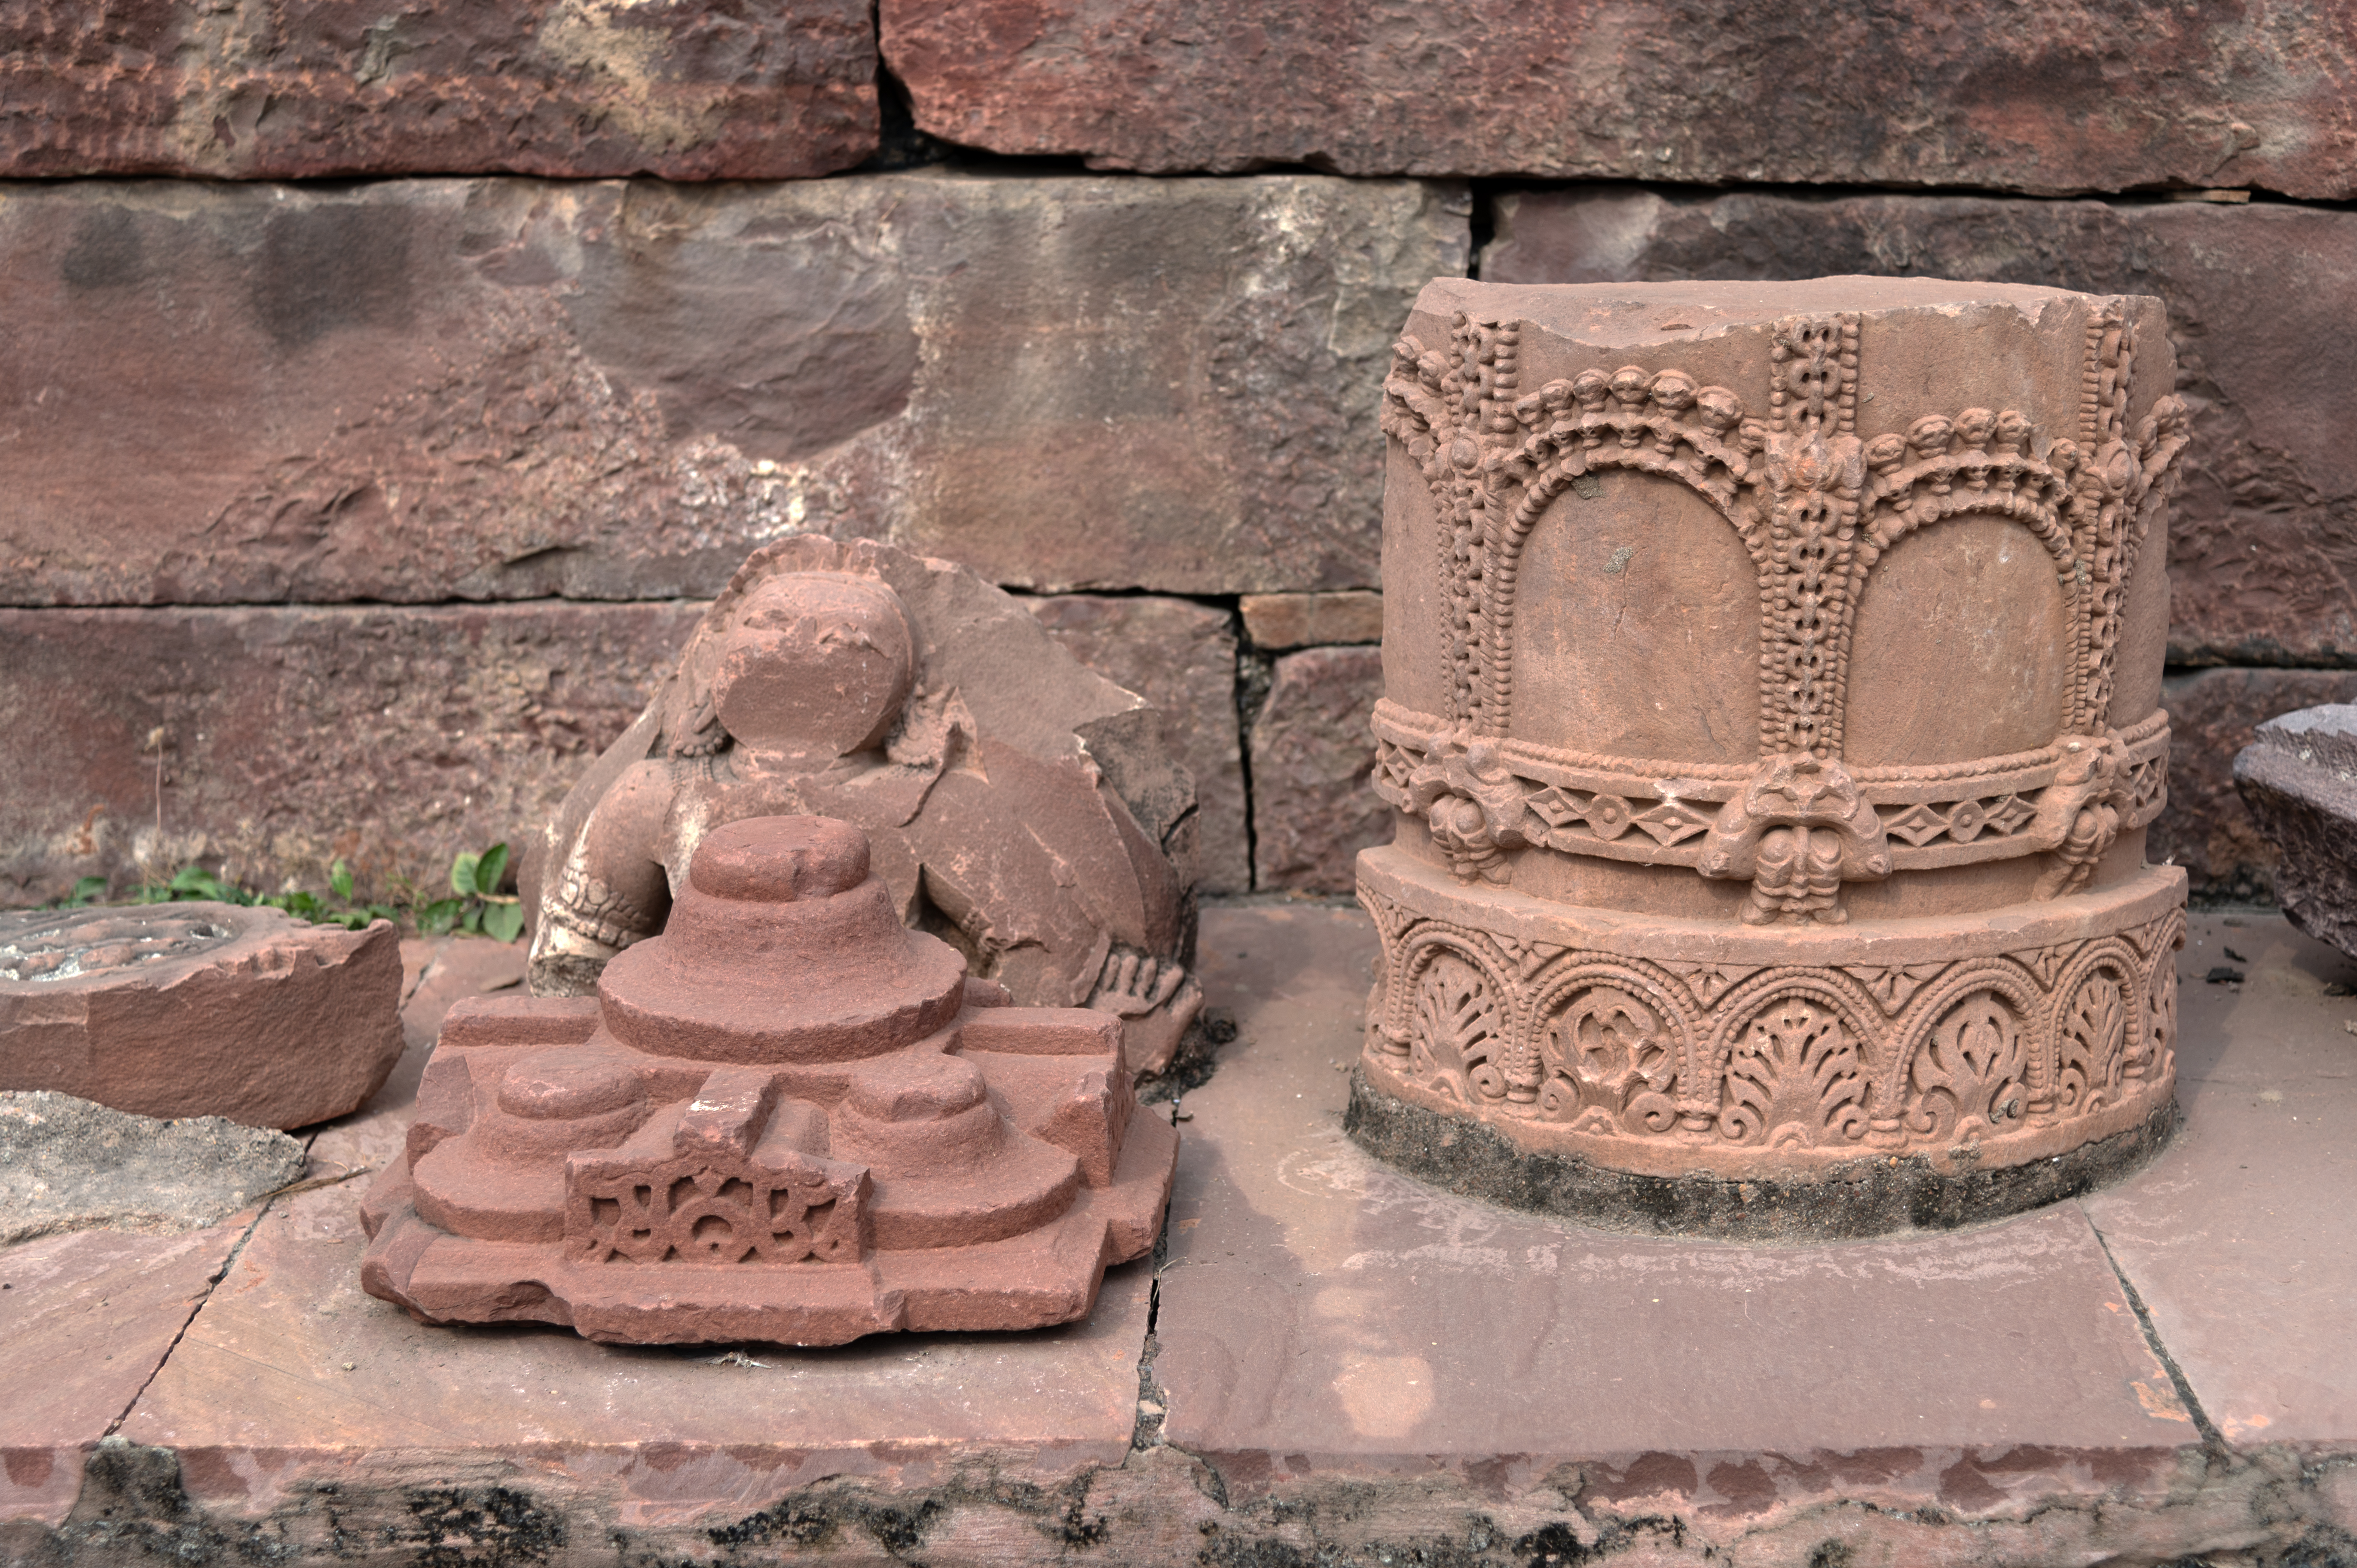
[
  {"x1": 882, "y1": 0, "x2": 2357, "y2": 198},
  {"x1": 2, "y1": 908, "x2": 2352, "y2": 1564},
  {"x1": 0, "y1": 0, "x2": 878, "y2": 180},
  {"x1": 0, "y1": 1093, "x2": 305, "y2": 1247},
  {"x1": 0, "y1": 174, "x2": 1465, "y2": 609}
]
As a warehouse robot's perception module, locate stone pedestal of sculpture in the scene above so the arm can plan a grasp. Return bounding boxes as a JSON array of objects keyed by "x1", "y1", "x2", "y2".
[
  {"x1": 1348, "y1": 278, "x2": 2191, "y2": 1237},
  {"x1": 361, "y1": 815, "x2": 1178, "y2": 1344},
  {"x1": 2235, "y1": 704, "x2": 2357, "y2": 961},
  {"x1": 520, "y1": 536, "x2": 1203, "y2": 1076}
]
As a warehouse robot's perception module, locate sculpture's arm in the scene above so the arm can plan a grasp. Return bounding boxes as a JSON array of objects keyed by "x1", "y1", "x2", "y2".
[{"x1": 527, "y1": 759, "x2": 677, "y2": 995}]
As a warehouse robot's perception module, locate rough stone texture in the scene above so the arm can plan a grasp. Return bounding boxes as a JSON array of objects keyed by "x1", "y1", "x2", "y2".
[
  {"x1": 1249, "y1": 646, "x2": 1389, "y2": 894},
  {"x1": 0, "y1": 174, "x2": 1467, "y2": 608},
  {"x1": 0, "y1": 1091, "x2": 305, "y2": 1245},
  {"x1": 883, "y1": 0, "x2": 2357, "y2": 197},
  {"x1": 2156, "y1": 667, "x2": 2357, "y2": 903},
  {"x1": 2234, "y1": 705, "x2": 2357, "y2": 957},
  {"x1": 1359, "y1": 276, "x2": 2187, "y2": 1218},
  {"x1": 1029, "y1": 593, "x2": 1249, "y2": 895},
  {"x1": 520, "y1": 538, "x2": 1205, "y2": 1074},
  {"x1": 4, "y1": 903, "x2": 2357, "y2": 1562},
  {"x1": 1238, "y1": 590, "x2": 1383, "y2": 651},
  {"x1": 0, "y1": 0, "x2": 877, "y2": 179},
  {"x1": 0, "y1": 905, "x2": 402, "y2": 1130},
  {"x1": 1483, "y1": 189, "x2": 2357, "y2": 669},
  {"x1": 367, "y1": 815, "x2": 1179, "y2": 1343},
  {"x1": 0, "y1": 601, "x2": 705, "y2": 908}
]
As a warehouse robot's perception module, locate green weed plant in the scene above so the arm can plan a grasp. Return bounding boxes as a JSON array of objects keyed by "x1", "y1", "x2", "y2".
[{"x1": 62, "y1": 843, "x2": 524, "y2": 942}]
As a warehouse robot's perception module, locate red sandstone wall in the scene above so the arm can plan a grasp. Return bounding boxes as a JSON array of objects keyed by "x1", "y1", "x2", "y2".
[{"x1": 3, "y1": 1, "x2": 2348, "y2": 906}]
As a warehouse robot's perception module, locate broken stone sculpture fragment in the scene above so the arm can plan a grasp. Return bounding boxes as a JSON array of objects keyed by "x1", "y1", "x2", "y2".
[
  {"x1": 520, "y1": 535, "x2": 1203, "y2": 1076},
  {"x1": 1348, "y1": 278, "x2": 2192, "y2": 1237},
  {"x1": 363, "y1": 815, "x2": 1179, "y2": 1344},
  {"x1": 0, "y1": 903, "x2": 403, "y2": 1129},
  {"x1": 2235, "y1": 704, "x2": 2357, "y2": 961}
]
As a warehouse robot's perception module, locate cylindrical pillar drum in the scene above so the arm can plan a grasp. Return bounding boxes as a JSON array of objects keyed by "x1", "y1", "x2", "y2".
[{"x1": 1347, "y1": 277, "x2": 2192, "y2": 1238}]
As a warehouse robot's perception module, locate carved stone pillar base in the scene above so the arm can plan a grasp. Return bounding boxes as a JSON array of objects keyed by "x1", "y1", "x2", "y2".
[
  {"x1": 1351, "y1": 276, "x2": 2192, "y2": 1235},
  {"x1": 1352, "y1": 846, "x2": 2181, "y2": 1235}
]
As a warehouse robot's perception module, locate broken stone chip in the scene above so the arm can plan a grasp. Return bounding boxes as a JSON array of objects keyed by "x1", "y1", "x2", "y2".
[
  {"x1": 0, "y1": 902, "x2": 404, "y2": 1130},
  {"x1": 2235, "y1": 703, "x2": 2357, "y2": 962}
]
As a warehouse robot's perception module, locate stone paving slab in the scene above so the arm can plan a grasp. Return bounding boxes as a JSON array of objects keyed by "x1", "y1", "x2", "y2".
[
  {"x1": 2083, "y1": 913, "x2": 2357, "y2": 1447},
  {"x1": 0, "y1": 936, "x2": 521, "y2": 1528},
  {"x1": 7, "y1": 905, "x2": 2357, "y2": 1564},
  {"x1": 0, "y1": 1222, "x2": 254, "y2": 1526},
  {"x1": 1160, "y1": 906, "x2": 2199, "y2": 1501}
]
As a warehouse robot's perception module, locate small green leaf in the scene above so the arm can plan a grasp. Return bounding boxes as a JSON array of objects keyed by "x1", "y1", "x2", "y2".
[
  {"x1": 463, "y1": 903, "x2": 486, "y2": 935},
  {"x1": 420, "y1": 898, "x2": 463, "y2": 935},
  {"x1": 474, "y1": 843, "x2": 510, "y2": 897},
  {"x1": 482, "y1": 901, "x2": 525, "y2": 944},
  {"x1": 330, "y1": 860, "x2": 355, "y2": 902},
  {"x1": 70, "y1": 876, "x2": 107, "y2": 906},
  {"x1": 366, "y1": 904, "x2": 398, "y2": 924},
  {"x1": 170, "y1": 864, "x2": 212, "y2": 894},
  {"x1": 449, "y1": 853, "x2": 480, "y2": 897}
]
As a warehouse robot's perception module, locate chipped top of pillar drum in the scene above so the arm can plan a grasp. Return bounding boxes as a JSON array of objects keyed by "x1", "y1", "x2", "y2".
[{"x1": 1354, "y1": 277, "x2": 2192, "y2": 1232}]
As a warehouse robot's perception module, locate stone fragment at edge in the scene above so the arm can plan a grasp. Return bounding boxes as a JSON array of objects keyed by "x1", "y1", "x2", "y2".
[{"x1": 1349, "y1": 277, "x2": 2190, "y2": 1237}]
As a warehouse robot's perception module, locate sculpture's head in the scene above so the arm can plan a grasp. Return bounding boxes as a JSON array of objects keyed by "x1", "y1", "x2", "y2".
[{"x1": 705, "y1": 573, "x2": 917, "y2": 766}]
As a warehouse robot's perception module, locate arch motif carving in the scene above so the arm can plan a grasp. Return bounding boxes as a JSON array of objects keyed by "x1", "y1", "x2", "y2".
[
  {"x1": 1522, "y1": 958, "x2": 1698, "y2": 1135},
  {"x1": 1379, "y1": 301, "x2": 2192, "y2": 921},
  {"x1": 1888, "y1": 964, "x2": 2047, "y2": 1144},
  {"x1": 1357, "y1": 902, "x2": 2181, "y2": 1168},
  {"x1": 2048, "y1": 937, "x2": 2150, "y2": 1119}
]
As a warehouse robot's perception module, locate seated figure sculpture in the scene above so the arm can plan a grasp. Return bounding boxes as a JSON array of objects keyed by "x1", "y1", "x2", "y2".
[
  {"x1": 522, "y1": 536, "x2": 1202, "y2": 1075},
  {"x1": 361, "y1": 814, "x2": 1177, "y2": 1343}
]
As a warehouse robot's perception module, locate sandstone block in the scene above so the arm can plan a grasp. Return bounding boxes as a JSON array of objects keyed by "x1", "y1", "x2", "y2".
[
  {"x1": 0, "y1": 1091, "x2": 305, "y2": 1244},
  {"x1": 0, "y1": 0, "x2": 876, "y2": 179},
  {"x1": 0, "y1": 906, "x2": 401, "y2": 1129},
  {"x1": 1028, "y1": 594, "x2": 1248, "y2": 893},
  {"x1": 0, "y1": 174, "x2": 1465, "y2": 608},
  {"x1": 1250, "y1": 646, "x2": 1389, "y2": 894},
  {"x1": 1484, "y1": 189, "x2": 2357, "y2": 666},
  {"x1": 883, "y1": 0, "x2": 2355, "y2": 197},
  {"x1": 2235, "y1": 706, "x2": 2357, "y2": 957},
  {"x1": 1238, "y1": 590, "x2": 1383, "y2": 651},
  {"x1": 0, "y1": 602, "x2": 705, "y2": 908},
  {"x1": 2156, "y1": 667, "x2": 2357, "y2": 903}
]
